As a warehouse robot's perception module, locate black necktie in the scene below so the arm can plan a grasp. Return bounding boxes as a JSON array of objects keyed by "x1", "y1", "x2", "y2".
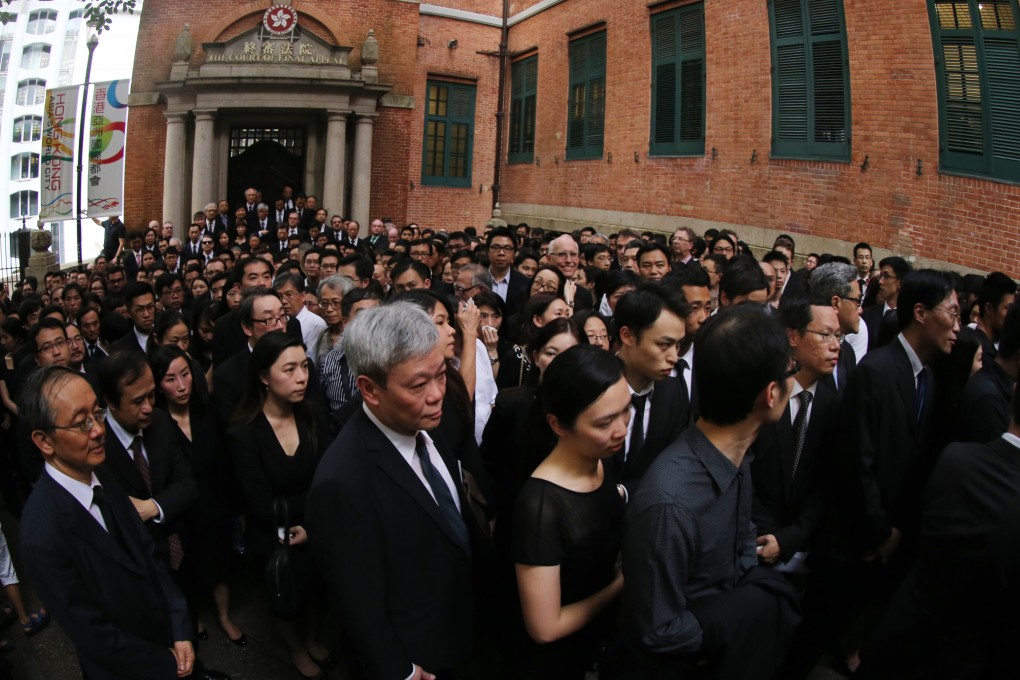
[
  {"x1": 415, "y1": 434, "x2": 469, "y2": 551},
  {"x1": 87, "y1": 343, "x2": 97, "y2": 359},
  {"x1": 628, "y1": 393, "x2": 648, "y2": 465},
  {"x1": 676, "y1": 359, "x2": 690, "y2": 403},
  {"x1": 791, "y1": 391, "x2": 813, "y2": 479},
  {"x1": 859, "y1": 278, "x2": 867, "y2": 295},
  {"x1": 91, "y1": 485, "x2": 128, "y2": 553}
]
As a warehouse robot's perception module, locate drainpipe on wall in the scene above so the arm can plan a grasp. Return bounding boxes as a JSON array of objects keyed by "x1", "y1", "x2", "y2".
[{"x1": 491, "y1": 0, "x2": 510, "y2": 212}]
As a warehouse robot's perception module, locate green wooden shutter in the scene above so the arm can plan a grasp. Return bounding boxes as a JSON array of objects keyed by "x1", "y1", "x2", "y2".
[
  {"x1": 770, "y1": 0, "x2": 850, "y2": 159},
  {"x1": 650, "y1": 4, "x2": 705, "y2": 156},
  {"x1": 567, "y1": 32, "x2": 606, "y2": 160},
  {"x1": 931, "y1": 0, "x2": 1020, "y2": 181},
  {"x1": 509, "y1": 56, "x2": 537, "y2": 164},
  {"x1": 422, "y1": 80, "x2": 476, "y2": 187}
]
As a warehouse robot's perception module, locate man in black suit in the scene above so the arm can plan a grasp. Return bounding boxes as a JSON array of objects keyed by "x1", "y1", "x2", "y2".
[
  {"x1": 108, "y1": 282, "x2": 156, "y2": 355},
  {"x1": 98, "y1": 352, "x2": 197, "y2": 571},
  {"x1": 857, "y1": 389, "x2": 1020, "y2": 679},
  {"x1": 307, "y1": 302, "x2": 476, "y2": 680},
  {"x1": 613, "y1": 283, "x2": 690, "y2": 492},
  {"x1": 212, "y1": 288, "x2": 286, "y2": 426},
  {"x1": 239, "y1": 186, "x2": 259, "y2": 225},
  {"x1": 77, "y1": 306, "x2": 109, "y2": 367},
  {"x1": 957, "y1": 301, "x2": 1020, "y2": 443},
  {"x1": 818, "y1": 269, "x2": 960, "y2": 672},
  {"x1": 810, "y1": 262, "x2": 864, "y2": 394},
  {"x1": 211, "y1": 257, "x2": 275, "y2": 365},
  {"x1": 673, "y1": 266, "x2": 712, "y2": 422},
  {"x1": 972, "y1": 271, "x2": 1016, "y2": 368},
  {"x1": 251, "y1": 202, "x2": 275, "y2": 236},
  {"x1": 862, "y1": 256, "x2": 911, "y2": 351},
  {"x1": 485, "y1": 227, "x2": 530, "y2": 321},
  {"x1": 120, "y1": 230, "x2": 145, "y2": 281},
  {"x1": 339, "y1": 219, "x2": 371, "y2": 255},
  {"x1": 366, "y1": 218, "x2": 389, "y2": 252},
  {"x1": 18, "y1": 367, "x2": 219, "y2": 680},
  {"x1": 181, "y1": 224, "x2": 204, "y2": 263},
  {"x1": 752, "y1": 298, "x2": 842, "y2": 568}
]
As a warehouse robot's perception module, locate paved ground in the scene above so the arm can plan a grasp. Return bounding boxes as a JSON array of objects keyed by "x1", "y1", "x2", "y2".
[{"x1": 0, "y1": 503, "x2": 850, "y2": 680}]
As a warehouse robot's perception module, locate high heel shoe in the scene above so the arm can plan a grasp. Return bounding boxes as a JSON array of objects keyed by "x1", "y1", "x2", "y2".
[{"x1": 217, "y1": 621, "x2": 247, "y2": 647}]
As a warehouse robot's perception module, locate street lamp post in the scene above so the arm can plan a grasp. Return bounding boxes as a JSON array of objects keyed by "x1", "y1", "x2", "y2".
[{"x1": 75, "y1": 29, "x2": 100, "y2": 269}]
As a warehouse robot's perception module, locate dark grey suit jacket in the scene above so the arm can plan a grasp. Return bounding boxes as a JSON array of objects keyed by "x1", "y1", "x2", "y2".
[{"x1": 21, "y1": 466, "x2": 190, "y2": 680}]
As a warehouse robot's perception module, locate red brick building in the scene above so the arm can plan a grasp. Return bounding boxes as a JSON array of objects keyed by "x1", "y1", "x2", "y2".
[{"x1": 125, "y1": 0, "x2": 1020, "y2": 274}]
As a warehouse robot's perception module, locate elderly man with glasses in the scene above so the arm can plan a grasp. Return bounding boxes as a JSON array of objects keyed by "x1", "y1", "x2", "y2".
[{"x1": 548, "y1": 234, "x2": 594, "y2": 311}]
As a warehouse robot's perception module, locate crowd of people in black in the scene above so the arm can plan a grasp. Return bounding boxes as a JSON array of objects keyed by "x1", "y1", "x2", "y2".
[{"x1": 0, "y1": 191, "x2": 1016, "y2": 680}]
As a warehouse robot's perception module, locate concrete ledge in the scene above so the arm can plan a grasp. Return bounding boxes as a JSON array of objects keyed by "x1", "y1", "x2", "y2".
[
  {"x1": 419, "y1": 4, "x2": 502, "y2": 27},
  {"x1": 127, "y1": 92, "x2": 162, "y2": 106},
  {"x1": 380, "y1": 94, "x2": 415, "y2": 109},
  {"x1": 500, "y1": 202, "x2": 985, "y2": 275}
]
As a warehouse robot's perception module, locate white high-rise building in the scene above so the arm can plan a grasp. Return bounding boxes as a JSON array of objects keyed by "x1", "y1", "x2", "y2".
[{"x1": 0, "y1": 0, "x2": 141, "y2": 272}]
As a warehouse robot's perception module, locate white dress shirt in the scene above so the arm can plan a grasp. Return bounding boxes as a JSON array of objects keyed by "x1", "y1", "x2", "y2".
[
  {"x1": 45, "y1": 464, "x2": 107, "y2": 532},
  {"x1": 106, "y1": 414, "x2": 165, "y2": 522}
]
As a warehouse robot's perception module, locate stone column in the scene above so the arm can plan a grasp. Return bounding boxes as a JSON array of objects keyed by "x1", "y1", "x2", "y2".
[
  {"x1": 190, "y1": 109, "x2": 216, "y2": 216},
  {"x1": 322, "y1": 110, "x2": 349, "y2": 218},
  {"x1": 350, "y1": 114, "x2": 376, "y2": 235},
  {"x1": 162, "y1": 113, "x2": 188, "y2": 236}
]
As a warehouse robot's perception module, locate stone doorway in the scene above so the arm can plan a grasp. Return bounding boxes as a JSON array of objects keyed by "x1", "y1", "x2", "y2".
[{"x1": 226, "y1": 126, "x2": 306, "y2": 207}]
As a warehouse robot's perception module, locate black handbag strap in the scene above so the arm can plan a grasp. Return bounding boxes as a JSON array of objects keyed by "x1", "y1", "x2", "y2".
[{"x1": 273, "y1": 498, "x2": 290, "y2": 547}]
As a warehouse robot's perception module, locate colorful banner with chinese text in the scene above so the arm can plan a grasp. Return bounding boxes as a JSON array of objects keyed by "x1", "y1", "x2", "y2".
[
  {"x1": 39, "y1": 86, "x2": 79, "y2": 221},
  {"x1": 87, "y1": 79, "x2": 129, "y2": 218}
]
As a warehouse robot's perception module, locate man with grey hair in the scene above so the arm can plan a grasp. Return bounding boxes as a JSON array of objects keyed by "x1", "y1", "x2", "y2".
[
  {"x1": 274, "y1": 272, "x2": 326, "y2": 355},
  {"x1": 307, "y1": 302, "x2": 476, "y2": 680},
  {"x1": 202, "y1": 203, "x2": 223, "y2": 240},
  {"x1": 548, "y1": 234, "x2": 594, "y2": 310},
  {"x1": 810, "y1": 261, "x2": 866, "y2": 392},
  {"x1": 454, "y1": 263, "x2": 494, "y2": 301}
]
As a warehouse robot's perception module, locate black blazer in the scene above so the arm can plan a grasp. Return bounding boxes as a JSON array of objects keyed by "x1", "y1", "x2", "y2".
[
  {"x1": 108, "y1": 330, "x2": 146, "y2": 355},
  {"x1": 21, "y1": 467, "x2": 190, "y2": 680},
  {"x1": 614, "y1": 377, "x2": 689, "y2": 493},
  {"x1": 826, "y1": 339, "x2": 936, "y2": 558},
  {"x1": 751, "y1": 384, "x2": 840, "y2": 562},
  {"x1": 956, "y1": 360, "x2": 1014, "y2": 444},
  {"x1": 503, "y1": 269, "x2": 532, "y2": 321},
  {"x1": 99, "y1": 409, "x2": 198, "y2": 567},
  {"x1": 212, "y1": 347, "x2": 250, "y2": 427},
  {"x1": 859, "y1": 437, "x2": 1020, "y2": 679},
  {"x1": 227, "y1": 410, "x2": 325, "y2": 560},
  {"x1": 862, "y1": 304, "x2": 898, "y2": 351},
  {"x1": 212, "y1": 307, "x2": 303, "y2": 366},
  {"x1": 306, "y1": 408, "x2": 475, "y2": 679}
]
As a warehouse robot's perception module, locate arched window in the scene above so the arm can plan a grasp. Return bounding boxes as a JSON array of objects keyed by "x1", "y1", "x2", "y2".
[
  {"x1": 11, "y1": 152, "x2": 40, "y2": 180},
  {"x1": 12, "y1": 116, "x2": 42, "y2": 143},
  {"x1": 26, "y1": 10, "x2": 58, "y2": 35},
  {"x1": 21, "y1": 44, "x2": 51, "y2": 69},
  {"x1": 16, "y1": 79, "x2": 46, "y2": 106},
  {"x1": 10, "y1": 190, "x2": 38, "y2": 218}
]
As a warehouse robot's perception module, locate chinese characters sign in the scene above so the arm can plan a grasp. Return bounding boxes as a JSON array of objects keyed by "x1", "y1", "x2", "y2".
[
  {"x1": 206, "y1": 40, "x2": 344, "y2": 64},
  {"x1": 87, "y1": 80, "x2": 129, "y2": 218}
]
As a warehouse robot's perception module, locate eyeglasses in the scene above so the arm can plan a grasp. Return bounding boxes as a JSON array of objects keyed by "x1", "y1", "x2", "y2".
[
  {"x1": 201, "y1": 240, "x2": 213, "y2": 245},
  {"x1": 840, "y1": 295, "x2": 863, "y2": 307},
  {"x1": 488, "y1": 244, "x2": 515, "y2": 254},
  {"x1": 252, "y1": 314, "x2": 289, "y2": 327},
  {"x1": 52, "y1": 409, "x2": 107, "y2": 434},
  {"x1": 318, "y1": 299, "x2": 342, "y2": 309},
  {"x1": 532, "y1": 280, "x2": 559, "y2": 293},
  {"x1": 549, "y1": 251, "x2": 579, "y2": 260},
  {"x1": 934, "y1": 305, "x2": 960, "y2": 322},
  {"x1": 586, "y1": 333, "x2": 609, "y2": 343},
  {"x1": 38, "y1": 338, "x2": 68, "y2": 353},
  {"x1": 454, "y1": 284, "x2": 479, "y2": 294},
  {"x1": 879, "y1": 271, "x2": 898, "y2": 280},
  {"x1": 783, "y1": 360, "x2": 802, "y2": 379},
  {"x1": 67, "y1": 335, "x2": 85, "y2": 346},
  {"x1": 803, "y1": 329, "x2": 845, "y2": 344},
  {"x1": 713, "y1": 245, "x2": 734, "y2": 254}
]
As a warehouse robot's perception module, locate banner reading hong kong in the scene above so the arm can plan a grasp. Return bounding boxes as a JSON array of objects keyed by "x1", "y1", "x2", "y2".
[
  {"x1": 39, "y1": 86, "x2": 79, "y2": 221},
  {"x1": 87, "y1": 79, "x2": 129, "y2": 218}
]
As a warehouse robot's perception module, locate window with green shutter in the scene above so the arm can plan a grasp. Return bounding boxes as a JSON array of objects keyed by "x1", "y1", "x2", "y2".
[
  {"x1": 566, "y1": 32, "x2": 606, "y2": 160},
  {"x1": 650, "y1": 4, "x2": 705, "y2": 156},
  {"x1": 929, "y1": 0, "x2": 1020, "y2": 182},
  {"x1": 509, "y1": 55, "x2": 538, "y2": 164},
  {"x1": 422, "y1": 80, "x2": 476, "y2": 187},
  {"x1": 768, "y1": 0, "x2": 851, "y2": 160}
]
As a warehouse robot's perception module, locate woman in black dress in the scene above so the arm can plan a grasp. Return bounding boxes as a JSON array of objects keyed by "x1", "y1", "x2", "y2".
[
  {"x1": 149, "y1": 345, "x2": 245, "y2": 646},
  {"x1": 227, "y1": 332, "x2": 330, "y2": 680},
  {"x1": 513, "y1": 345, "x2": 630, "y2": 679}
]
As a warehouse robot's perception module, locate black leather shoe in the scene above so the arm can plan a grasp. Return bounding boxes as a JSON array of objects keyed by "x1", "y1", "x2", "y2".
[
  {"x1": 200, "y1": 670, "x2": 231, "y2": 680},
  {"x1": 217, "y1": 622, "x2": 247, "y2": 647}
]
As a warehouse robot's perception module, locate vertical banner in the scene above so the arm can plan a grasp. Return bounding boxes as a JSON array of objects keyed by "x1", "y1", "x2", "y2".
[
  {"x1": 87, "y1": 79, "x2": 130, "y2": 217},
  {"x1": 39, "y1": 86, "x2": 80, "y2": 221}
]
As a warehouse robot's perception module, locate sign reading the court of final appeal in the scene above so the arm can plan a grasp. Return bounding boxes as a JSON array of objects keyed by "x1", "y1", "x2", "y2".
[{"x1": 202, "y1": 4, "x2": 350, "y2": 67}]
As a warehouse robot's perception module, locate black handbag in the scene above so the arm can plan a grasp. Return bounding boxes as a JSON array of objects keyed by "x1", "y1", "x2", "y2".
[{"x1": 264, "y1": 498, "x2": 305, "y2": 619}]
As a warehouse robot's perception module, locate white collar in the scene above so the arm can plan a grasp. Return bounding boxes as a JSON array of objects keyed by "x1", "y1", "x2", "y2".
[
  {"x1": 106, "y1": 412, "x2": 141, "y2": 452},
  {"x1": 363, "y1": 403, "x2": 431, "y2": 467},
  {"x1": 45, "y1": 463, "x2": 101, "y2": 512},
  {"x1": 897, "y1": 332, "x2": 924, "y2": 379}
]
